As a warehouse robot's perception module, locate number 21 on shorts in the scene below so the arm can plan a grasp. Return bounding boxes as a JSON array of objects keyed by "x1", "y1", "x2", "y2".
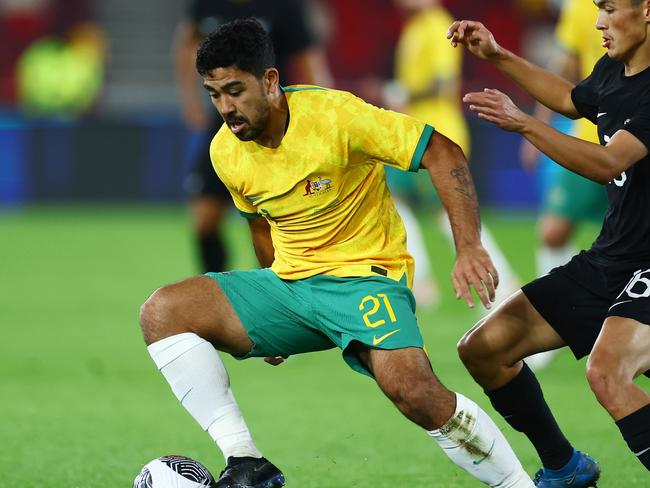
[{"x1": 358, "y1": 293, "x2": 397, "y2": 328}]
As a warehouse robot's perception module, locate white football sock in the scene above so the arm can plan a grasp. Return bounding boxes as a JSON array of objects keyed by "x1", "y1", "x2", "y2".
[
  {"x1": 536, "y1": 244, "x2": 576, "y2": 277},
  {"x1": 148, "y1": 333, "x2": 262, "y2": 460},
  {"x1": 428, "y1": 393, "x2": 534, "y2": 488}
]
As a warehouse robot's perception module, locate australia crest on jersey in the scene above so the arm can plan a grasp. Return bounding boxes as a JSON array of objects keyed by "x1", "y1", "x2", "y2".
[{"x1": 302, "y1": 176, "x2": 333, "y2": 197}]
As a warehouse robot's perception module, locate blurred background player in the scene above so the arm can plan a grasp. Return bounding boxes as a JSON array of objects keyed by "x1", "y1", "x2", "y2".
[
  {"x1": 382, "y1": 0, "x2": 521, "y2": 308},
  {"x1": 175, "y1": 0, "x2": 332, "y2": 273},
  {"x1": 520, "y1": 0, "x2": 608, "y2": 370}
]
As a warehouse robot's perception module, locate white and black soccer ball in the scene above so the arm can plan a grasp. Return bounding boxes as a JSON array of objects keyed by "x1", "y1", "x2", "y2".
[{"x1": 133, "y1": 455, "x2": 217, "y2": 488}]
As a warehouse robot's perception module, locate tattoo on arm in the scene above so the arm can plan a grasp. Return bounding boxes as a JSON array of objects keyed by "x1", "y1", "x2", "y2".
[
  {"x1": 450, "y1": 165, "x2": 481, "y2": 228},
  {"x1": 450, "y1": 166, "x2": 476, "y2": 200}
]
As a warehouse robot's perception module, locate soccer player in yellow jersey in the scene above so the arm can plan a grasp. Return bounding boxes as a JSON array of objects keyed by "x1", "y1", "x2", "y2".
[
  {"x1": 384, "y1": 0, "x2": 522, "y2": 309},
  {"x1": 139, "y1": 18, "x2": 535, "y2": 488},
  {"x1": 520, "y1": 0, "x2": 609, "y2": 370}
]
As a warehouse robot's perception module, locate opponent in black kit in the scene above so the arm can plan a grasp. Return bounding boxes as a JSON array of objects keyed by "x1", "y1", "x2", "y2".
[
  {"x1": 175, "y1": 0, "x2": 331, "y2": 272},
  {"x1": 448, "y1": 1, "x2": 650, "y2": 486}
]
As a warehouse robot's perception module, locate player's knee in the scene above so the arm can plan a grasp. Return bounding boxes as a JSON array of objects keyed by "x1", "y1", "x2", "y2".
[
  {"x1": 585, "y1": 351, "x2": 628, "y2": 410},
  {"x1": 457, "y1": 318, "x2": 489, "y2": 371},
  {"x1": 139, "y1": 285, "x2": 180, "y2": 345},
  {"x1": 540, "y1": 224, "x2": 571, "y2": 248}
]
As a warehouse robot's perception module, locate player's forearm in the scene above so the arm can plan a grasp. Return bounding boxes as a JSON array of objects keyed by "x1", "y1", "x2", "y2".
[
  {"x1": 421, "y1": 133, "x2": 481, "y2": 250},
  {"x1": 491, "y1": 47, "x2": 578, "y2": 118},
  {"x1": 521, "y1": 116, "x2": 619, "y2": 183}
]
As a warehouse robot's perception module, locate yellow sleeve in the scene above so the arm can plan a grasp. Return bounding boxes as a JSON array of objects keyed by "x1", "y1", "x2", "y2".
[
  {"x1": 555, "y1": 0, "x2": 580, "y2": 54},
  {"x1": 209, "y1": 137, "x2": 259, "y2": 219},
  {"x1": 341, "y1": 94, "x2": 434, "y2": 172}
]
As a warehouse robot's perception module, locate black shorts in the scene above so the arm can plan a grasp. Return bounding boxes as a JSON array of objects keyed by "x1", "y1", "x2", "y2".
[
  {"x1": 522, "y1": 251, "x2": 650, "y2": 362},
  {"x1": 184, "y1": 118, "x2": 230, "y2": 201}
]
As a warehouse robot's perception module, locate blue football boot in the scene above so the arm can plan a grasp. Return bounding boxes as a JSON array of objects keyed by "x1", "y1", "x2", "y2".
[
  {"x1": 215, "y1": 456, "x2": 285, "y2": 488},
  {"x1": 534, "y1": 450, "x2": 600, "y2": 487}
]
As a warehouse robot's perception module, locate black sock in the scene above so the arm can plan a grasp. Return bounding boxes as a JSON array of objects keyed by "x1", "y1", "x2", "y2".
[
  {"x1": 198, "y1": 233, "x2": 227, "y2": 273},
  {"x1": 616, "y1": 403, "x2": 650, "y2": 470},
  {"x1": 486, "y1": 362, "x2": 574, "y2": 470}
]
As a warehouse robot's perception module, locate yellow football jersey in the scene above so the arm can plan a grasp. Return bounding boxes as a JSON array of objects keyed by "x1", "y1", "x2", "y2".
[
  {"x1": 556, "y1": 0, "x2": 603, "y2": 143},
  {"x1": 394, "y1": 8, "x2": 469, "y2": 155},
  {"x1": 210, "y1": 86, "x2": 434, "y2": 285}
]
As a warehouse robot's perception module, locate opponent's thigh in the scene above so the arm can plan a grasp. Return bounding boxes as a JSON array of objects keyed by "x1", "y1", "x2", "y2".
[
  {"x1": 590, "y1": 317, "x2": 650, "y2": 380},
  {"x1": 458, "y1": 291, "x2": 564, "y2": 388}
]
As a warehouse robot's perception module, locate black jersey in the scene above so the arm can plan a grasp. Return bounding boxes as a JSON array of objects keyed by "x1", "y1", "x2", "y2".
[
  {"x1": 571, "y1": 54, "x2": 650, "y2": 262},
  {"x1": 188, "y1": 0, "x2": 314, "y2": 83}
]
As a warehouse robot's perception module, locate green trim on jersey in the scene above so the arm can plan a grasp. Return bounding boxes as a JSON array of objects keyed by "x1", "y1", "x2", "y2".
[
  {"x1": 409, "y1": 124, "x2": 435, "y2": 172},
  {"x1": 238, "y1": 210, "x2": 259, "y2": 219},
  {"x1": 281, "y1": 86, "x2": 328, "y2": 93}
]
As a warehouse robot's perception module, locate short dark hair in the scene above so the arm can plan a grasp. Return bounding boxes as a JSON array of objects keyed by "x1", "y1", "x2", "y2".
[{"x1": 196, "y1": 18, "x2": 276, "y2": 77}]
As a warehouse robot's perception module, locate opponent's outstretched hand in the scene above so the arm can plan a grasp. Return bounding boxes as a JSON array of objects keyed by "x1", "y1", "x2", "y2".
[
  {"x1": 446, "y1": 20, "x2": 500, "y2": 60},
  {"x1": 464, "y1": 88, "x2": 529, "y2": 132},
  {"x1": 452, "y1": 244, "x2": 499, "y2": 309}
]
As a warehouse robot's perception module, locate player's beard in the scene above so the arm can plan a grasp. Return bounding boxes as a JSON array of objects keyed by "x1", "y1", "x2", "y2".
[{"x1": 230, "y1": 101, "x2": 270, "y2": 142}]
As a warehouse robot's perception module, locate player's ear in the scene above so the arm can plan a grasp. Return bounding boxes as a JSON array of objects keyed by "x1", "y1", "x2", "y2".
[{"x1": 263, "y1": 68, "x2": 280, "y2": 95}]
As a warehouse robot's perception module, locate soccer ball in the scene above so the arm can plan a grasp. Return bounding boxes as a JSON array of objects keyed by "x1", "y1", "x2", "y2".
[{"x1": 133, "y1": 455, "x2": 217, "y2": 488}]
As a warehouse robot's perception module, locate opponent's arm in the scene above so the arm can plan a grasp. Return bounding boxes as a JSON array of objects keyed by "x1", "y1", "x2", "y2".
[
  {"x1": 247, "y1": 217, "x2": 275, "y2": 268},
  {"x1": 290, "y1": 47, "x2": 334, "y2": 87},
  {"x1": 420, "y1": 132, "x2": 499, "y2": 309},
  {"x1": 520, "y1": 51, "x2": 580, "y2": 169},
  {"x1": 464, "y1": 89, "x2": 648, "y2": 183},
  {"x1": 447, "y1": 20, "x2": 579, "y2": 118},
  {"x1": 173, "y1": 20, "x2": 209, "y2": 129}
]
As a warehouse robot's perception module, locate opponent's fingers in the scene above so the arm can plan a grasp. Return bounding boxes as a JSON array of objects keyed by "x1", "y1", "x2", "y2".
[
  {"x1": 467, "y1": 104, "x2": 499, "y2": 117},
  {"x1": 476, "y1": 112, "x2": 504, "y2": 125},
  {"x1": 463, "y1": 91, "x2": 500, "y2": 106},
  {"x1": 447, "y1": 20, "x2": 461, "y2": 39}
]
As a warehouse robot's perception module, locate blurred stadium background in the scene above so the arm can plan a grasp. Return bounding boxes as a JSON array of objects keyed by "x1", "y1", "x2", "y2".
[{"x1": 1, "y1": 0, "x2": 647, "y2": 486}]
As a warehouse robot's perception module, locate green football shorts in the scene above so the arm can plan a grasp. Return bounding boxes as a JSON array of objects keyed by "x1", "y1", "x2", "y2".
[
  {"x1": 543, "y1": 168, "x2": 607, "y2": 223},
  {"x1": 206, "y1": 269, "x2": 424, "y2": 377}
]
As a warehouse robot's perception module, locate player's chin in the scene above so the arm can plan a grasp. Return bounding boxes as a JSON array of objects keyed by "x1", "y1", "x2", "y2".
[
  {"x1": 233, "y1": 129, "x2": 255, "y2": 141},
  {"x1": 605, "y1": 47, "x2": 621, "y2": 61},
  {"x1": 233, "y1": 125, "x2": 261, "y2": 142}
]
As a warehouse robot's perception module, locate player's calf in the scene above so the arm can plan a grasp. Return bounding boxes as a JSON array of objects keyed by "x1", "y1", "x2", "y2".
[{"x1": 366, "y1": 347, "x2": 534, "y2": 487}]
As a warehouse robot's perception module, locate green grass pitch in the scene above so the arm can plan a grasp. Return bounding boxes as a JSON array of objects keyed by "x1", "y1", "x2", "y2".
[{"x1": 0, "y1": 206, "x2": 647, "y2": 487}]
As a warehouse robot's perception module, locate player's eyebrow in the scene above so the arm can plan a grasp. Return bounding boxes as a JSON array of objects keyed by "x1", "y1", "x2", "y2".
[
  {"x1": 593, "y1": 0, "x2": 610, "y2": 8},
  {"x1": 203, "y1": 80, "x2": 245, "y2": 93}
]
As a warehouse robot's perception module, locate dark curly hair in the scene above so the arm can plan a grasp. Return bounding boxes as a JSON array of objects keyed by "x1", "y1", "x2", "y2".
[{"x1": 196, "y1": 18, "x2": 276, "y2": 78}]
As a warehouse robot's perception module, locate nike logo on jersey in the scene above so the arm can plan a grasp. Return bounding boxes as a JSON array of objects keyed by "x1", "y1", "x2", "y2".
[
  {"x1": 597, "y1": 112, "x2": 607, "y2": 118},
  {"x1": 372, "y1": 329, "x2": 400, "y2": 346}
]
